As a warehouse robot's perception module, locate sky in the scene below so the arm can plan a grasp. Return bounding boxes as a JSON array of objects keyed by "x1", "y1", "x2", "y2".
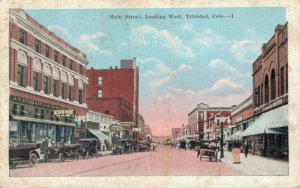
[{"x1": 26, "y1": 8, "x2": 286, "y2": 136}]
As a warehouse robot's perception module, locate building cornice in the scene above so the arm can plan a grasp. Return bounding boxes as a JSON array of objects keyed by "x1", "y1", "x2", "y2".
[{"x1": 10, "y1": 9, "x2": 88, "y2": 66}]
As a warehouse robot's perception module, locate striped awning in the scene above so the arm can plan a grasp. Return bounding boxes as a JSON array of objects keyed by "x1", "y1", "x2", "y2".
[
  {"x1": 88, "y1": 129, "x2": 110, "y2": 141},
  {"x1": 226, "y1": 131, "x2": 242, "y2": 141},
  {"x1": 241, "y1": 105, "x2": 288, "y2": 137}
]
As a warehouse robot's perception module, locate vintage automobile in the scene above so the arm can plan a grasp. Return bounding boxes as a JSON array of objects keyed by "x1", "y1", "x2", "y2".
[
  {"x1": 178, "y1": 140, "x2": 187, "y2": 150},
  {"x1": 188, "y1": 140, "x2": 196, "y2": 150},
  {"x1": 78, "y1": 138, "x2": 100, "y2": 159},
  {"x1": 198, "y1": 139, "x2": 218, "y2": 162},
  {"x1": 112, "y1": 139, "x2": 133, "y2": 155},
  {"x1": 48, "y1": 142, "x2": 81, "y2": 162},
  {"x1": 9, "y1": 143, "x2": 46, "y2": 168},
  {"x1": 130, "y1": 140, "x2": 139, "y2": 152},
  {"x1": 136, "y1": 141, "x2": 149, "y2": 152}
]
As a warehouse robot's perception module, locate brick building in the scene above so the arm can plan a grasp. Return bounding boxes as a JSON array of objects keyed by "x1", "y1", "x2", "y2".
[
  {"x1": 9, "y1": 9, "x2": 89, "y2": 145},
  {"x1": 86, "y1": 58, "x2": 139, "y2": 139},
  {"x1": 242, "y1": 23, "x2": 288, "y2": 158},
  {"x1": 186, "y1": 103, "x2": 232, "y2": 141}
]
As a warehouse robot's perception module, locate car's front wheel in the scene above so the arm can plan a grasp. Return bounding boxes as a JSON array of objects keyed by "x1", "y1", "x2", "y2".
[{"x1": 29, "y1": 153, "x2": 38, "y2": 167}]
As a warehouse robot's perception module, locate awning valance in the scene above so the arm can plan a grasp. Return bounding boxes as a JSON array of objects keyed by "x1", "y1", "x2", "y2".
[
  {"x1": 226, "y1": 131, "x2": 242, "y2": 141},
  {"x1": 88, "y1": 129, "x2": 110, "y2": 141},
  {"x1": 10, "y1": 115, "x2": 75, "y2": 127},
  {"x1": 241, "y1": 105, "x2": 288, "y2": 137}
]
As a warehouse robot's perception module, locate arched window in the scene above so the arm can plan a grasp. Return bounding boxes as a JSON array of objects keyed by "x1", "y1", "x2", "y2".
[
  {"x1": 271, "y1": 69, "x2": 276, "y2": 100},
  {"x1": 264, "y1": 75, "x2": 269, "y2": 103}
]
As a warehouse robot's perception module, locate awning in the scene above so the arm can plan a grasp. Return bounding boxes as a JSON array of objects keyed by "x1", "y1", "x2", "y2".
[
  {"x1": 241, "y1": 105, "x2": 288, "y2": 137},
  {"x1": 88, "y1": 129, "x2": 110, "y2": 141},
  {"x1": 226, "y1": 131, "x2": 242, "y2": 141},
  {"x1": 10, "y1": 115, "x2": 75, "y2": 127}
]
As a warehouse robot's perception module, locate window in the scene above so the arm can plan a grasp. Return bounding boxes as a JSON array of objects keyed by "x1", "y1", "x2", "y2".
[
  {"x1": 45, "y1": 45, "x2": 50, "y2": 58},
  {"x1": 286, "y1": 64, "x2": 288, "y2": 93},
  {"x1": 53, "y1": 79, "x2": 58, "y2": 97},
  {"x1": 69, "y1": 59, "x2": 73, "y2": 70},
  {"x1": 78, "y1": 89, "x2": 82, "y2": 104},
  {"x1": 62, "y1": 55, "x2": 66, "y2": 67},
  {"x1": 271, "y1": 69, "x2": 276, "y2": 100},
  {"x1": 260, "y1": 84, "x2": 263, "y2": 105},
  {"x1": 33, "y1": 71, "x2": 39, "y2": 91},
  {"x1": 19, "y1": 29, "x2": 26, "y2": 45},
  {"x1": 61, "y1": 83, "x2": 66, "y2": 99},
  {"x1": 40, "y1": 109, "x2": 44, "y2": 119},
  {"x1": 105, "y1": 110, "x2": 110, "y2": 115},
  {"x1": 54, "y1": 50, "x2": 59, "y2": 63},
  {"x1": 20, "y1": 105, "x2": 25, "y2": 116},
  {"x1": 18, "y1": 65, "x2": 26, "y2": 87},
  {"x1": 98, "y1": 77, "x2": 102, "y2": 85},
  {"x1": 264, "y1": 75, "x2": 269, "y2": 103},
  {"x1": 257, "y1": 86, "x2": 260, "y2": 106},
  {"x1": 43, "y1": 76, "x2": 49, "y2": 94},
  {"x1": 79, "y1": 65, "x2": 84, "y2": 75},
  {"x1": 12, "y1": 104, "x2": 18, "y2": 115},
  {"x1": 34, "y1": 39, "x2": 41, "y2": 53},
  {"x1": 97, "y1": 90, "x2": 102, "y2": 98},
  {"x1": 68, "y1": 86, "x2": 73, "y2": 101},
  {"x1": 280, "y1": 67, "x2": 285, "y2": 96},
  {"x1": 34, "y1": 108, "x2": 39, "y2": 118}
]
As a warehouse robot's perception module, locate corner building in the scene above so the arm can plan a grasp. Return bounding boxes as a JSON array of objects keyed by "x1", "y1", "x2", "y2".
[{"x1": 9, "y1": 9, "x2": 89, "y2": 145}]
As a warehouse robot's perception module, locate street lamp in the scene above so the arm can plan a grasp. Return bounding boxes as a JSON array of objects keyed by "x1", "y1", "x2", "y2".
[{"x1": 214, "y1": 116, "x2": 228, "y2": 159}]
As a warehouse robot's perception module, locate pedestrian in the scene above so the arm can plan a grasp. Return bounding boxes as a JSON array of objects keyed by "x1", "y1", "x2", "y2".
[
  {"x1": 244, "y1": 141, "x2": 249, "y2": 158},
  {"x1": 41, "y1": 136, "x2": 49, "y2": 154}
]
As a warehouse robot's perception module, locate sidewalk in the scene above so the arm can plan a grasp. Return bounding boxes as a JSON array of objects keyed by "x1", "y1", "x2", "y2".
[
  {"x1": 220, "y1": 150, "x2": 288, "y2": 176},
  {"x1": 99, "y1": 150, "x2": 112, "y2": 157}
]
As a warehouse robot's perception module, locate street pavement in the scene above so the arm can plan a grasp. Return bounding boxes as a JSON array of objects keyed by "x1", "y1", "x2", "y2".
[
  {"x1": 220, "y1": 150, "x2": 289, "y2": 176},
  {"x1": 9, "y1": 145, "x2": 240, "y2": 176}
]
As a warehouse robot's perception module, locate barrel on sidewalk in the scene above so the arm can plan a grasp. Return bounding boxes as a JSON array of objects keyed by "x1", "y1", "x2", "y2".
[{"x1": 232, "y1": 148, "x2": 241, "y2": 164}]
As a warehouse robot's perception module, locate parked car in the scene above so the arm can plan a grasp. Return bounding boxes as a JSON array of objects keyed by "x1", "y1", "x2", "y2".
[
  {"x1": 9, "y1": 143, "x2": 45, "y2": 168},
  {"x1": 78, "y1": 138, "x2": 100, "y2": 159},
  {"x1": 47, "y1": 143, "x2": 81, "y2": 162},
  {"x1": 179, "y1": 140, "x2": 187, "y2": 150},
  {"x1": 112, "y1": 139, "x2": 133, "y2": 155},
  {"x1": 136, "y1": 141, "x2": 149, "y2": 152}
]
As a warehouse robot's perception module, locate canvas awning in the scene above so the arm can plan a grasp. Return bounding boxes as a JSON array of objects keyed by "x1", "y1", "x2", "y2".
[
  {"x1": 241, "y1": 105, "x2": 288, "y2": 137},
  {"x1": 88, "y1": 129, "x2": 110, "y2": 141},
  {"x1": 226, "y1": 131, "x2": 242, "y2": 141}
]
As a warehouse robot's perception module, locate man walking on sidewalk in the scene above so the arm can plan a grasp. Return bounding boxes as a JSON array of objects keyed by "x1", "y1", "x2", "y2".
[{"x1": 244, "y1": 141, "x2": 249, "y2": 158}]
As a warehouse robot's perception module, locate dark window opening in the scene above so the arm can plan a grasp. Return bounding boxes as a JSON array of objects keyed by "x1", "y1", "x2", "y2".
[
  {"x1": 280, "y1": 67, "x2": 285, "y2": 96},
  {"x1": 20, "y1": 105, "x2": 25, "y2": 116},
  {"x1": 40, "y1": 109, "x2": 45, "y2": 119},
  {"x1": 34, "y1": 39, "x2": 41, "y2": 53},
  {"x1": 53, "y1": 79, "x2": 58, "y2": 97},
  {"x1": 61, "y1": 83, "x2": 65, "y2": 99},
  {"x1": 45, "y1": 45, "x2": 50, "y2": 58},
  {"x1": 264, "y1": 75, "x2": 269, "y2": 103},
  {"x1": 105, "y1": 110, "x2": 110, "y2": 115},
  {"x1": 68, "y1": 86, "x2": 73, "y2": 101},
  {"x1": 54, "y1": 50, "x2": 59, "y2": 63},
  {"x1": 34, "y1": 108, "x2": 39, "y2": 118},
  {"x1": 78, "y1": 89, "x2": 82, "y2": 104},
  {"x1": 19, "y1": 30, "x2": 26, "y2": 45},
  {"x1": 271, "y1": 69, "x2": 276, "y2": 100},
  {"x1": 17, "y1": 65, "x2": 25, "y2": 87},
  {"x1": 43, "y1": 76, "x2": 49, "y2": 94},
  {"x1": 33, "y1": 71, "x2": 39, "y2": 91},
  {"x1": 12, "y1": 104, "x2": 18, "y2": 115},
  {"x1": 62, "y1": 55, "x2": 66, "y2": 67}
]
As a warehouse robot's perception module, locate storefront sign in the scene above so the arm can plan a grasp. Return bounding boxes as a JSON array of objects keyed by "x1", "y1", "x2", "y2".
[
  {"x1": 10, "y1": 96, "x2": 64, "y2": 110},
  {"x1": 53, "y1": 109, "x2": 75, "y2": 117},
  {"x1": 236, "y1": 116, "x2": 243, "y2": 122},
  {"x1": 109, "y1": 122, "x2": 133, "y2": 131},
  {"x1": 120, "y1": 122, "x2": 133, "y2": 130}
]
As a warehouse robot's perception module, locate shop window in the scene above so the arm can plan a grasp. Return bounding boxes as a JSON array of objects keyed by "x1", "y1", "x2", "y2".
[
  {"x1": 20, "y1": 105, "x2": 25, "y2": 116},
  {"x1": 65, "y1": 127, "x2": 72, "y2": 144},
  {"x1": 17, "y1": 65, "x2": 26, "y2": 87},
  {"x1": 12, "y1": 104, "x2": 18, "y2": 115},
  {"x1": 61, "y1": 83, "x2": 66, "y2": 99},
  {"x1": 33, "y1": 71, "x2": 39, "y2": 91},
  {"x1": 41, "y1": 109, "x2": 45, "y2": 119},
  {"x1": 264, "y1": 75, "x2": 269, "y2": 103},
  {"x1": 271, "y1": 69, "x2": 276, "y2": 100},
  {"x1": 48, "y1": 125, "x2": 56, "y2": 142},
  {"x1": 53, "y1": 79, "x2": 58, "y2": 97},
  {"x1": 9, "y1": 121, "x2": 18, "y2": 141},
  {"x1": 19, "y1": 29, "x2": 26, "y2": 45},
  {"x1": 34, "y1": 39, "x2": 41, "y2": 53},
  {"x1": 43, "y1": 76, "x2": 49, "y2": 94},
  {"x1": 45, "y1": 45, "x2": 50, "y2": 58}
]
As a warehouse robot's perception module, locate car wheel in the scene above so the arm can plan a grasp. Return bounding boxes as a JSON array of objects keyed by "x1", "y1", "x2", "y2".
[
  {"x1": 75, "y1": 153, "x2": 80, "y2": 161},
  {"x1": 29, "y1": 153, "x2": 38, "y2": 167},
  {"x1": 59, "y1": 153, "x2": 65, "y2": 162}
]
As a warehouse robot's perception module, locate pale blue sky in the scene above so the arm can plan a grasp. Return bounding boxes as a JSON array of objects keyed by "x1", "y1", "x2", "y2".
[{"x1": 26, "y1": 8, "x2": 286, "y2": 135}]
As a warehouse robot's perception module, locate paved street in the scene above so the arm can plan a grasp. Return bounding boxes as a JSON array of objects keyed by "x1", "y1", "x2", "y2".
[{"x1": 10, "y1": 145, "x2": 240, "y2": 176}]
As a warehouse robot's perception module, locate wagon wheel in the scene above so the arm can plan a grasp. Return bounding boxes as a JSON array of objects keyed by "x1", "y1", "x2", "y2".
[
  {"x1": 74, "y1": 152, "x2": 80, "y2": 161},
  {"x1": 29, "y1": 153, "x2": 38, "y2": 167},
  {"x1": 59, "y1": 152, "x2": 65, "y2": 162}
]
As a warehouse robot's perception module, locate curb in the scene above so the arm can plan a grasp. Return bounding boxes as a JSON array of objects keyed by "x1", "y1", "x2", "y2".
[{"x1": 219, "y1": 158, "x2": 248, "y2": 176}]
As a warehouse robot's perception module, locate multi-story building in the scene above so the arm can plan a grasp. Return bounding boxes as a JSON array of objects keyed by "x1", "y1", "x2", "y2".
[
  {"x1": 187, "y1": 103, "x2": 232, "y2": 141},
  {"x1": 242, "y1": 23, "x2": 288, "y2": 158},
  {"x1": 206, "y1": 111, "x2": 231, "y2": 141},
  {"x1": 171, "y1": 128, "x2": 181, "y2": 141},
  {"x1": 9, "y1": 9, "x2": 89, "y2": 145},
  {"x1": 86, "y1": 58, "x2": 139, "y2": 139},
  {"x1": 226, "y1": 95, "x2": 253, "y2": 148}
]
